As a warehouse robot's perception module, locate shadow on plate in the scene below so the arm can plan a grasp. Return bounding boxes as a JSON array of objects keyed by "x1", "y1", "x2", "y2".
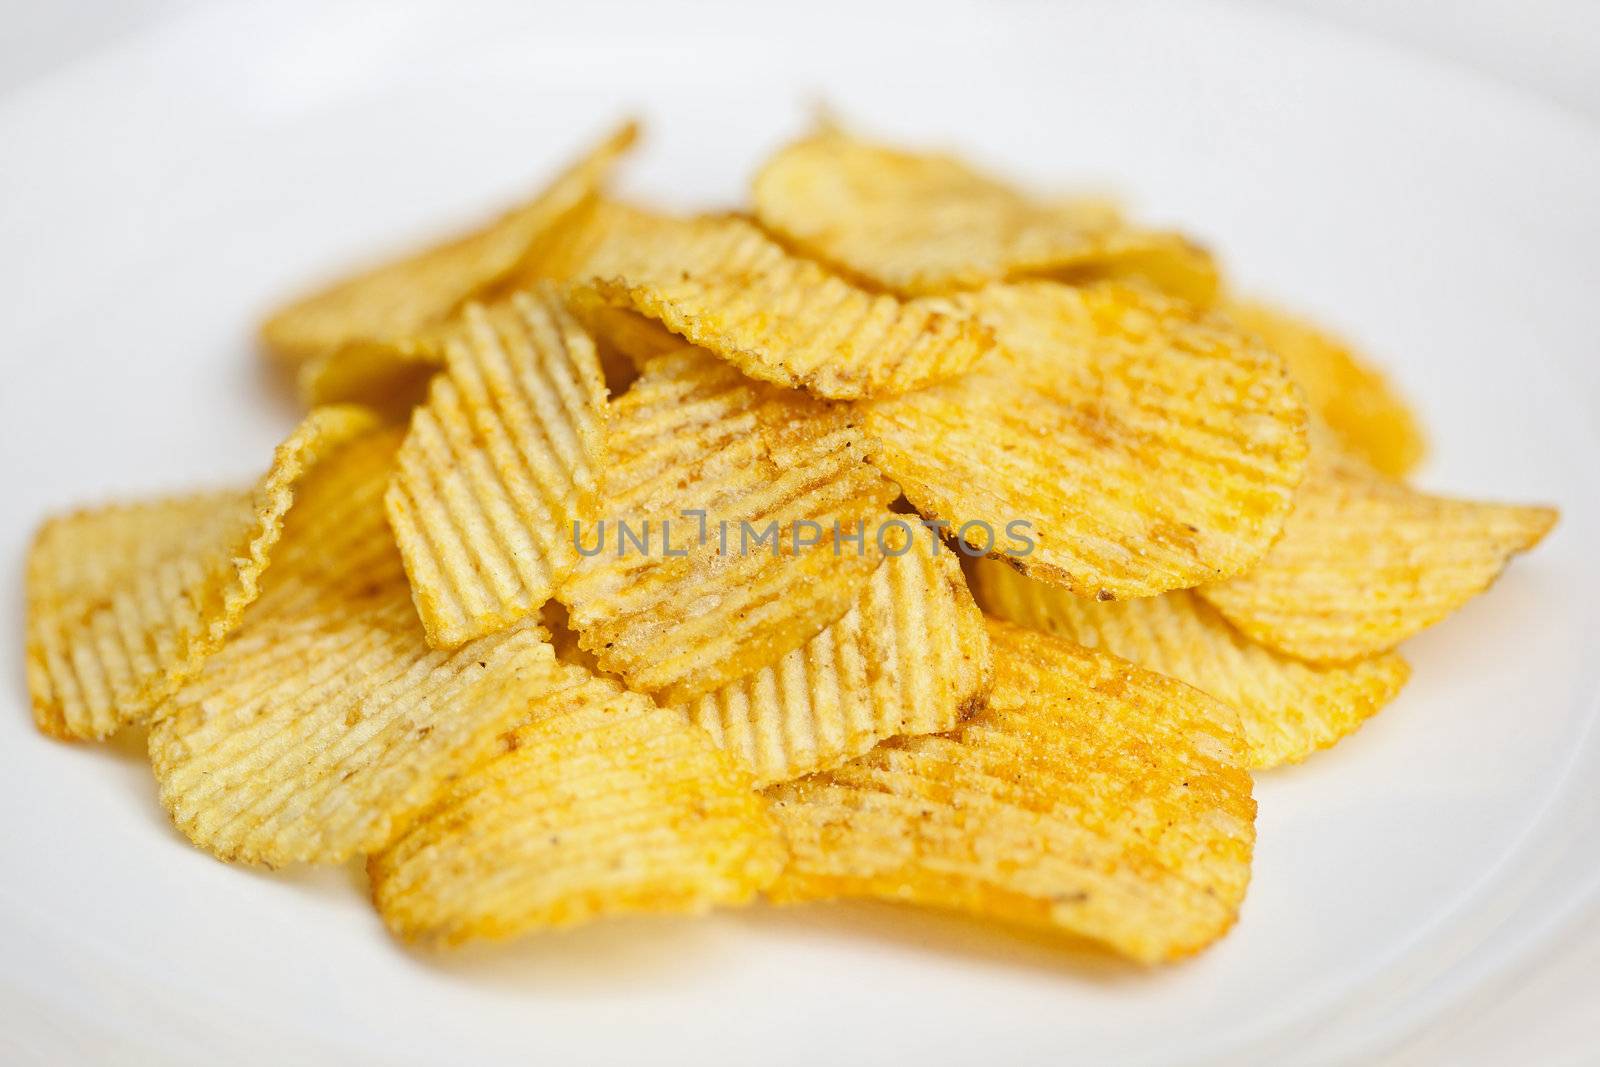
[
  {"x1": 363, "y1": 896, "x2": 1151, "y2": 993},
  {"x1": 734, "y1": 898, "x2": 1146, "y2": 982}
]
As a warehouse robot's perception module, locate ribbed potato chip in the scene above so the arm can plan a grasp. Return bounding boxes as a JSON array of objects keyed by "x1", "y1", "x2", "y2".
[
  {"x1": 25, "y1": 406, "x2": 381, "y2": 740},
  {"x1": 1229, "y1": 300, "x2": 1426, "y2": 477},
  {"x1": 261, "y1": 120, "x2": 637, "y2": 367},
  {"x1": 1199, "y1": 445, "x2": 1557, "y2": 662},
  {"x1": 682, "y1": 535, "x2": 992, "y2": 786},
  {"x1": 577, "y1": 213, "x2": 994, "y2": 399},
  {"x1": 386, "y1": 283, "x2": 609, "y2": 649},
  {"x1": 765, "y1": 618, "x2": 1255, "y2": 964},
  {"x1": 970, "y1": 557, "x2": 1409, "y2": 768},
  {"x1": 149, "y1": 429, "x2": 560, "y2": 866},
  {"x1": 370, "y1": 663, "x2": 785, "y2": 945},
  {"x1": 865, "y1": 281, "x2": 1308, "y2": 600},
  {"x1": 559, "y1": 346, "x2": 898, "y2": 702},
  {"x1": 751, "y1": 131, "x2": 1219, "y2": 303}
]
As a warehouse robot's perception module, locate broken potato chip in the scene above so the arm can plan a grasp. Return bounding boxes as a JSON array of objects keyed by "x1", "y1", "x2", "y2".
[
  {"x1": 1199, "y1": 444, "x2": 1557, "y2": 662},
  {"x1": 971, "y1": 556, "x2": 1409, "y2": 768},
  {"x1": 149, "y1": 429, "x2": 559, "y2": 866},
  {"x1": 386, "y1": 282, "x2": 609, "y2": 649},
  {"x1": 752, "y1": 130, "x2": 1219, "y2": 303},
  {"x1": 370, "y1": 662, "x2": 785, "y2": 945},
  {"x1": 576, "y1": 213, "x2": 995, "y2": 398},
  {"x1": 865, "y1": 281, "x2": 1309, "y2": 600},
  {"x1": 25, "y1": 405, "x2": 381, "y2": 740},
  {"x1": 558, "y1": 346, "x2": 898, "y2": 703},
  {"x1": 765, "y1": 618, "x2": 1256, "y2": 964},
  {"x1": 681, "y1": 533, "x2": 992, "y2": 786}
]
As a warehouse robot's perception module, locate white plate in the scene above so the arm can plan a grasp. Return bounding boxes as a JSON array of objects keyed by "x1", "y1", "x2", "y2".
[{"x1": 2, "y1": 2, "x2": 1598, "y2": 1063}]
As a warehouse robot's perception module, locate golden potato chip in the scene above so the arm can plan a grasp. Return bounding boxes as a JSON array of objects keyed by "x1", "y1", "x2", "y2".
[
  {"x1": 765, "y1": 618, "x2": 1255, "y2": 964},
  {"x1": 864, "y1": 281, "x2": 1308, "y2": 600},
  {"x1": 970, "y1": 557, "x2": 1409, "y2": 768},
  {"x1": 559, "y1": 347, "x2": 898, "y2": 703},
  {"x1": 577, "y1": 213, "x2": 994, "y2": 399},
  {"x1": 25, "y1": 406, "x2": 381, "y2": 740},
  {"x1": 1229, "y1": 300, "x2": 1426, "y2": 477},
  {"x1": 386, "y1": 283, "x2": 609, "y2": 648},
  {"x1": 260, "y1": 120, "x2": 637, "y2": 366},
  {"x1": 1198, "y1": 445, "x2": 1557, "y2": 662},
  {"x1": 369, "y1": 663, "x2": 785, "y2": 945},
  {"x1": 751, "y1": 131, "x2": 1219, "y2": 303},
  {"x1": 1056, "y1": 231, "x2": 1221, "y2": 308},
  {"x1": 294, "y1": 200, "x2": 661, "y2": 412},
  {"x1": 493, "y1": 196, "x2": 660, "y2": 295},
  {"x1": 149, "y1": 429, "x2": 560, "y2": 866},
  {"x1": 296, "y1": 332, "x2": 445, "y2": 414},
  {"x1": 682, "y1": 535, "x2": 992, "y2": 786}
]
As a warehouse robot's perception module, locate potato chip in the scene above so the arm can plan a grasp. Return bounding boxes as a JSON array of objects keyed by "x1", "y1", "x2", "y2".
[
  {"x1": 1198, "y1": 445, "x2": 1557, "y2": 662},
  {"x1": 970, "y1": 557, "x2": 1409, "y2": 768},
  {"x1": 864, "y1": 281, "x2": 1308, "y2": 600},
  {"x1": 682, "y1": 535, "x2": 992, "y2": 786},
  {"x1": 751, "y1": 131, "x2": 1219, "y2": 303},
  {"x1": 369, "y1": 663, "x2": 785, "y2": 944},
  {"x1": 1055, "y1": 232, "x2": 1221, "y2": 308},
  {"x1": 296, "y1": 332, "x2": 446, "y2": 414},
  {"x1": 493, "y1": 196, "x2": 660, "y2": 295},
  {"x1": 1229, "y1": 300, "x2": 1426, "y2": 477},
  {"x1": 386, "y1": 283, "x2": 609, "y2": 649},
  {"x1": 765, "y1": 618, "x2": 1255, "y2": 964},
  {"x1": 260, "y1": 120, "x2": 637, "y2": 367},
  {"x1": 576, "y1": 213, "x2": 994, "y2": 399},
  {"x1": 294, "y1": 199, "x2": 661, "y2": 412},
  {"x1": 25, "y1": 406, "x2": 381, "y2": 740},
  {"x1": 559, "y1": 347, "x2": 898, "y2": 703},
  {"x1": 149, "y1": 429, "x2": 560, "y2": 866}
]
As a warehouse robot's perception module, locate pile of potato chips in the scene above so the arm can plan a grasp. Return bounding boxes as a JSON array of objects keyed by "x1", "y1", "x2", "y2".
[{"x1": 25, "y1": 120, "x2": 1557, "y2": 965}]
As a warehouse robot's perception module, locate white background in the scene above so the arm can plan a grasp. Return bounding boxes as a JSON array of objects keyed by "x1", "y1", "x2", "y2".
[{"x1": 1, "y1": 2, "x2": 1596, "y2": 1063}]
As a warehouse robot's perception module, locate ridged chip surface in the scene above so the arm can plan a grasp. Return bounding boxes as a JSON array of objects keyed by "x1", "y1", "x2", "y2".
[
  {"x1": 261, "y1": 120, "x2": 636, "y2": 367},
  {"x1": 559, "y1": 347, "x2": 898, "y2": 702},
  {"x1": 387, "y1": 283, "x2": 609, "y2": 648},
  {"x1": 369, "y1": 663, "x2": 785, "y2": 945},
  {"x1": 765, "y1": 619, "x2": 1256, "y2": 964},
  {"x1": 1229, "y1": 300, "x2": 1426, "y2": 478},
  {"x1": 971, "y1": 557, "x2": 1410, "y2": 768},
  {"x1": 149, "y1": 429, "x2": 559, "y2": 866},
  {"x1": 681, "y1": 537, "x2": 992, "y2": 786},
  {"x1": 865, "y1": 281, "x2": 1309, "y2": 599},
  {"x1": 578, "y1": 213, "x2": 994, "y2": 399},
  {"x1": 1199, "y1": 445, "x2": 1557, "y2": 662},
  {"x1": 25, "y1": 405, "x2": 380, "y2": 740},
  {"x1": 751, "y1": 131, "x2": 1218, "y2": 303}
]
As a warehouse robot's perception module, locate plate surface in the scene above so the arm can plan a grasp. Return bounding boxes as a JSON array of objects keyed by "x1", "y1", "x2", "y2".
[{"x1": 2, "y1": 2, "x2": 1598, "y2": 1063}]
